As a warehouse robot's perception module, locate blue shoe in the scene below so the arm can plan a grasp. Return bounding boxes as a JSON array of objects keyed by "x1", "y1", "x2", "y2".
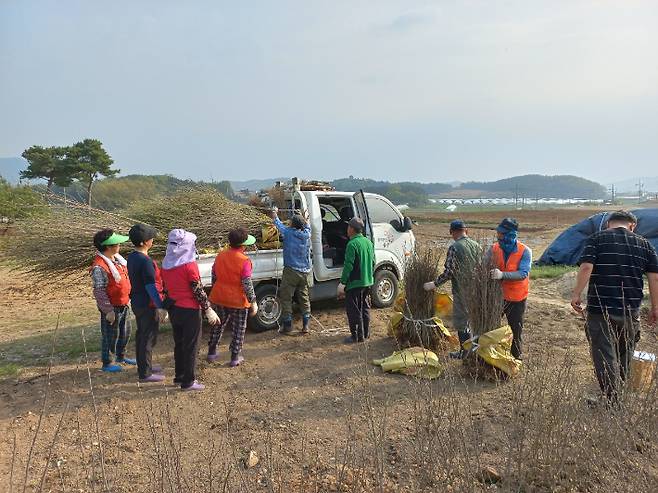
[
  {"x1": 102, "y1": 364, "x2": 122, "y2": 373},
  {"x1": 117, "y1": 357, "x2": 137, "y2": 365}
]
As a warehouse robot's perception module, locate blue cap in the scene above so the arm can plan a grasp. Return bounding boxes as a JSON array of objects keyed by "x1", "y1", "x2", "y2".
[
  {"x1": 497, "y1": 217, "x2": 519, "y2": 233},
  {"x1": 449, "y1": 219, "x2": 466, "y2": 231}
]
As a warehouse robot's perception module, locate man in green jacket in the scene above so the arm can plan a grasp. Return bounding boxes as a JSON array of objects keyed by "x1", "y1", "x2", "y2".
[{"x1": 337, "y1": 217, "x2": 375, "y2": 343}]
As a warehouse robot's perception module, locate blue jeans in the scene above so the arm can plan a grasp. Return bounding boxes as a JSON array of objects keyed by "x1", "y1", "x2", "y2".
[{"x1": 99, "y1": 306, "x2": 131, "y2": 366}]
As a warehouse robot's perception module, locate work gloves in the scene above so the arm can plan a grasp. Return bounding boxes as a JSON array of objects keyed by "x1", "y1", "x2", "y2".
[
  {"x1": 337, "y1": 283, "x2": 346, "y2": 299},
  {"x1": 156, "y1": 308, "x2": 169, "y2": 324},
  {"x1": 490, "y1": 268, "x2": 504, "y2": 280},
  {"x1": 423, "y1": 281, "x2": 436, "y2": 292},
  {"x1": 105, "y1": 311, "x2": 116, "y2": 324},
  {"x1": 205, "y1": 307, "x2": 221, "y2": 326},
  {"x1": 249, "y1": 301, "x2": 259, "y2": 317}
]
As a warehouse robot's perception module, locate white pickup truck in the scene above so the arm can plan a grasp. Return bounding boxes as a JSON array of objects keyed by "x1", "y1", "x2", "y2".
[{"x1": 198, "y1": 184, "x2": 415, "y2": 331}]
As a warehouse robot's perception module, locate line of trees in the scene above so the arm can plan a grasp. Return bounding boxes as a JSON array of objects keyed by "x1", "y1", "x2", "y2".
[{"x1": 20, "y1": 139, "x2": 117, "y2": 205}]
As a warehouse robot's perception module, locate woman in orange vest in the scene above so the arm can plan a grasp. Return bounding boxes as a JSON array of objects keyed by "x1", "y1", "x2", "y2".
[
  {"x1": 207, "y1": 228, "x2": 259, "y2": 367},
  {"x1": 91, "y1": 229, "x2": 136, "y2": 373},
  {"x1": 489, "y1": 218, "x2": 532, "y2": 359}
]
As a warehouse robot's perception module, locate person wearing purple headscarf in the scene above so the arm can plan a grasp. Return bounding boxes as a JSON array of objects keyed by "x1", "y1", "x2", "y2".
[{"x1": 161, "y1": 229, "x2": 220, "y2": 391}]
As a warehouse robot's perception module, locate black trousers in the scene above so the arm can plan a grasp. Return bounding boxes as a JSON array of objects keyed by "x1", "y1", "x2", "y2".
[
  {"x1": 586, "y1": 311, "x2": 639, "y2": 401},
  {"x1": 132, "y1": 306, "x2": 160, "y2": 379},
  {"x1": 346, "y1": 288, "x2": 371, "y2": 341},
  {"x1": 503, "y1": 299, "x2": 527, "y2": 359},
  {"x1": 169, "y1": 306, "x2": 202, "y2": 388}
]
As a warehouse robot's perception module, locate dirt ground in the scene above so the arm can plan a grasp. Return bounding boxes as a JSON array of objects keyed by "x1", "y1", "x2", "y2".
[{"x1": 1, "y1": 212, "x2": 657, "y2": 492}]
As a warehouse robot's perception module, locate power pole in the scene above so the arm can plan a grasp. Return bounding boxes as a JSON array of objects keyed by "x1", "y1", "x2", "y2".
[
  {"x1": 514, "y1": 184, "x2": 519, "y2": 207},
  {"x1": 637, "y1": 180, "x2": 644, "y2": 204},
  {"x1": 609, "y1": 184, "x2": 616, "y2": 204}
]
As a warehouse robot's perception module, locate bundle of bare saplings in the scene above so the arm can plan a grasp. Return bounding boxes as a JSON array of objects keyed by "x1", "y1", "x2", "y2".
[
  {"x1": 126, "y1": 188, "x2": 272, "y2": 253},
  {"x1": 395, "y1": 245, "x2": 456, "y2": 351},
  {"x1": 461, "y1": 244, "x2": 507, "y2": 380},
  {"x1": 1, "y1": 188, "x2": 272, "y2": 284}
]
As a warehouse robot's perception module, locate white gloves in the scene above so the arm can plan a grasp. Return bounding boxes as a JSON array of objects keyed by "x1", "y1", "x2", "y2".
[
  {"x1": 105, "y1": 311, "x2": 116, "y2": 324},
  {"x1": 205, "y1": 307, "x2": 221, "y2": 326},
  {"x1": 156, "y1": 308, "x2": 169, "y2": 324},
  {"x1": 337, "y1": 283, "x2": 346, "y2": 298},
  {"x1": 249, "y1": 302, "x2": 259, "y2": 317},
  {"x1": 490, "y1": 268, "x2": 504, "y2": 280},
  {"x1": 423, "y1": 281, "x2": 436, "y2": 292}
]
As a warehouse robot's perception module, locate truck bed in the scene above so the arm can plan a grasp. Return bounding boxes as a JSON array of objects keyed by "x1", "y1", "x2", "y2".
[{"x1": 197, "y1": 250, "x2": 285, "y2": 286}]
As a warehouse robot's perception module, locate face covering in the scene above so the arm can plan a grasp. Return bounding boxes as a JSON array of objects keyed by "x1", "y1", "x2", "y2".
[
  {"x1": 499, "y1": 230, "x2": 518, "y2": 256},
  {"x1": 162, "y1": 229, "x2": 198, "y2": 269}
]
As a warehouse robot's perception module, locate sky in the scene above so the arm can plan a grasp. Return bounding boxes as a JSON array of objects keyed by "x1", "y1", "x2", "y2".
[{"x1": 1, "y1": 0, "x2": 657, "y2": 184}]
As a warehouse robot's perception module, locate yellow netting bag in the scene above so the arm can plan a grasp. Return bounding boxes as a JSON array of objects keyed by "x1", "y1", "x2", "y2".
[
  {"x1": 463, "y1": 325, "x2": 522, "y2": 378},
  {"x1": 372, "y1": 347, "x2": 443, "y2": 379}
]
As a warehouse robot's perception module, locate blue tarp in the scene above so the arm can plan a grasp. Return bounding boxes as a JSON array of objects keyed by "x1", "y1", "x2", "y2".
[{"x1": 537, "y1": 208, "x2": 658, "y2": 265}]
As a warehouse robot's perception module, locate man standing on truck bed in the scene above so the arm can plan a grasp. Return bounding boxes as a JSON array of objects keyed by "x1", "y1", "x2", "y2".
[
  {"x1": 271, "y1": 206, "x2": 313, "y2": 334},
  {"x1": 337, "y1": 217, "x2": 375, "y2": 343}
]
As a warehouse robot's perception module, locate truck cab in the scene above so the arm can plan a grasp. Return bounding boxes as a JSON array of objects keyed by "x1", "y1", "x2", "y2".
[{"x1": 198, "y1": 183, "x2": 415, "y2": 331}]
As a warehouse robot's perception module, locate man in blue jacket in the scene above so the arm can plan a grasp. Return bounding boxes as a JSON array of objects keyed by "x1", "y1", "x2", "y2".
[{"x1": 271, "y1": 207, "x2": 313, "y2": 334}]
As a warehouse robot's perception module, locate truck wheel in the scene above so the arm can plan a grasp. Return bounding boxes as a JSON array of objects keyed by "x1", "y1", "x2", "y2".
[
  {"x1": 371, "y1": 269, "x2": 398, "y2": 308},
  {"x1": 250, "y1": 284, "x2": 282, "y2": 332}
]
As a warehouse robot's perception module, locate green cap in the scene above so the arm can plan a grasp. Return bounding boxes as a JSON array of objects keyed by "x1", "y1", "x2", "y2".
[
  {"x1": 101, "y1": 232, "x2": 130, "y2": 246},
  {"x1": 242, "y1": 235, "x2": 257, "y2": 246}
]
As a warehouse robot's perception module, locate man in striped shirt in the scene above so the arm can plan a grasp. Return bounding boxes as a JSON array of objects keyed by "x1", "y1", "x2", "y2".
[{"x1": 571, "y1": 210, "x2": 658, "y2": 402}]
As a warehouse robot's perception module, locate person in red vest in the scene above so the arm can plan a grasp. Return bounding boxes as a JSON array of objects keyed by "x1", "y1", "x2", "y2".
[
  {"x1": 207, "y1": 228, "x2": 259, "y2": 367},
  {"x1": 161, "y1": 229, "x2": 220, "y2": 391},
  {"x1": 489, "y1": 218, "x2": 532, "y2": 359},
  {"x1": 91, "y1": 229, "x2": 136, "y2": 373}
]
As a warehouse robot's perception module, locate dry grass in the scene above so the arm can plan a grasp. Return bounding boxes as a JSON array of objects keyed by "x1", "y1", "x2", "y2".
[{"x1": 6, "y1": 333, "x2": 658, "y2": 492}]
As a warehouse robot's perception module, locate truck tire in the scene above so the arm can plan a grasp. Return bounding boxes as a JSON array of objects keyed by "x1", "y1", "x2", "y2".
[
  {"x1": 250, "y1": 284, "x2": 282, "y2": 332},
  {"x1": 371, "y1": 269, "x2": 398, "y2": 308}
]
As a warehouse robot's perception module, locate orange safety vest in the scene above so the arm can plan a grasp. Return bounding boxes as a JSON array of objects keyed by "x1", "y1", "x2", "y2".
[
  {"x1": 209, "y1": 248, "x2": 252, "y2": 309},
  {"x1": 492, "y1": 242, "x2": 529, "y2": 302},
  {"x1": 90, "y1": 257, "x2": 131, "y2": 306}
]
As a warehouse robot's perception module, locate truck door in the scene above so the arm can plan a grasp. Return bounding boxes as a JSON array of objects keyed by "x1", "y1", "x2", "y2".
[{"x1": 352, "y1": 190, "x2": 373, "y2": 241}]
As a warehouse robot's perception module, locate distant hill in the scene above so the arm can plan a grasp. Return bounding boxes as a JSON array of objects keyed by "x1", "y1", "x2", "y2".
[
  {"x1": 459, "y1": 174, "x2": 606, "y2": 199},
  {"x1": 12, "y1": 169, "x2": 608, "y2": 210},
  {"x1": 0, "y1": 157, "x2": 27, "y2": 184},
  {"x1": 230, "y1": 177, "x2": 291, "y2": 191}
]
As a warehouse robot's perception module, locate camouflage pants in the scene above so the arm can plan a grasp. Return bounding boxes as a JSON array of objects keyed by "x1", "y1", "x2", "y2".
[{"x1": 280, "y1": 266, "x2": 312, "y2": 321}]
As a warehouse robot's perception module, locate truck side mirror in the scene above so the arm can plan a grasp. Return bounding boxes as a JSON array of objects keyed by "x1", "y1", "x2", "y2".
[{"x1": 403, "y1": 216, "x2": 413, "y2": 231}]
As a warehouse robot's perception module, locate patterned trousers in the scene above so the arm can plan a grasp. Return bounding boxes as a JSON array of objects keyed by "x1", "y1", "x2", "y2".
[
  {"x1": 208, "y1": 305, "x2": 249, "y2": 356},
  {"x1": 99, "y1": 305, "x2": 131, "y2": 366}
]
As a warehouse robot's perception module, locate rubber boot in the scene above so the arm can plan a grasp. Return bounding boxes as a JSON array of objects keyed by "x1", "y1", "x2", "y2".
[
  {"x1": 301, "y1": 314, "x2": 311, "y2": 334},
  {"x1": 449, "y1": 330, "x2": 472, "y2": 359},
  {"x1": 279, "y1": 317, "x2": 293, "y2": 334}
]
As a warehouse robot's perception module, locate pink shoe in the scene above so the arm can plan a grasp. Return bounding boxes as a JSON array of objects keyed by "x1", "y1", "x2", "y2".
[
  {"x1": 181, "y1": 381, "x2": 205, "y2": 391},
  {"x1": 207, "y1": 353, "x2": 219, "y2": 363},
  {"x1": 151, "y1": 365, "x2": 163, "y2": 373},
  {"x1": 229, "y1": 355, "x2": 244, "y2": 368},
  {"x1": 140, "y1": 374, "x2": 165, "y2": 383}
]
